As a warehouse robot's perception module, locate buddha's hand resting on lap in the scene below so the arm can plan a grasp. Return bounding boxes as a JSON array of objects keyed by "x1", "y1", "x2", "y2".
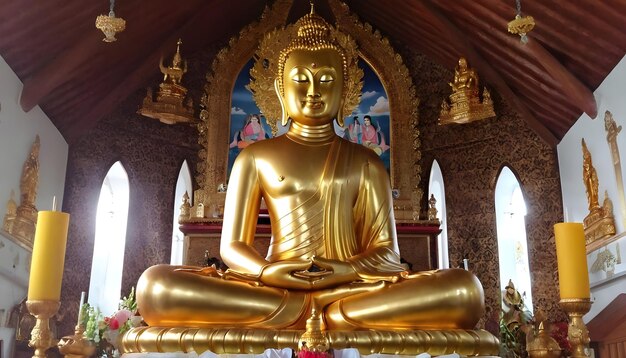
[
  {"x1": 259, "y1": 260, "x2": 320, "y2": 290},
  {"x1": 305, "y1": 256, "x2": 360, "y2": 290}
]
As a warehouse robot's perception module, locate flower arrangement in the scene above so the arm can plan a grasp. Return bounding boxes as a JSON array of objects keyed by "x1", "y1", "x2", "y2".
[{"x1": 80, "y1": 287, "x2": 143, "y2": 357}]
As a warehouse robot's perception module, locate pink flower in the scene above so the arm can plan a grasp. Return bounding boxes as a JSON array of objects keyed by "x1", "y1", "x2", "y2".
[
  {"x1": 114, "y1": 309, "x2": 132, "y2": 324},
  {"x1": 108, "y1": 317, "x2": 120, "y2": 330}
]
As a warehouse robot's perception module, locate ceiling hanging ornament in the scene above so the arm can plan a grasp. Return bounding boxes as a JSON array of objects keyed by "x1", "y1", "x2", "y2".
[
  {"x1": 438, "y1": 57, "x2": 495, "y2": 125},
  {"x1": 95, "y1": 0, "x2": 126, "y2": 42},
  {"x1": 138, "y1": 39, "x2": 195, "y2": 125},
  {"x1": 507, "y1": 0, "x2": 535, "y2": 44}
]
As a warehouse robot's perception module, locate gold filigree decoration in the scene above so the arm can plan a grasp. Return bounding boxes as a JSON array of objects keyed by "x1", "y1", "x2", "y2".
[
  {"x1": 195, "y1": 0, "x2": 422, "y2": 221},
  {"x1": 249, "y1": 14, "x2": 363, "y2": 135}
]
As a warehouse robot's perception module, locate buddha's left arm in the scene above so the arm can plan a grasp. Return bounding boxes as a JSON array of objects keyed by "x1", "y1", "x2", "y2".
[{"x1": 349, "y1": 156, "x2": 406, "y2": 280}]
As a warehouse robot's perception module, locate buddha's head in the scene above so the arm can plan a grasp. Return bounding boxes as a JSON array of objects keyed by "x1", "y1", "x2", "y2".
[{"x1": 276, "y1": 10, "x2": 348, "y2": 127}]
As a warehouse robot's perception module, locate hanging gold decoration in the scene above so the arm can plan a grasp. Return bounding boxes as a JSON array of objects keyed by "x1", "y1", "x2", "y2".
[
  {"x1": 95, "y1": 0, "x2": 126, "y2": 43},
  {"x1": 138, "y1": 39, "x2": 195, "y2": 125},
  {"x1": 507, "y1": 0, "x2": 535, "y2": 44},
  {"x1": 439, "y1": 57, "x2": 495, "y2": 125}
]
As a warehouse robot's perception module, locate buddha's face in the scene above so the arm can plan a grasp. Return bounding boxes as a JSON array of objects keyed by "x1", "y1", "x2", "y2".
[{"x1": 281, "y1": 49, "x2": 344, "y2": 126}]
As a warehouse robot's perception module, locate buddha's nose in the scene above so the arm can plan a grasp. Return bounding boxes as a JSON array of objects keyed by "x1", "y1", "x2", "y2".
[{"x1": 307, "y1": 82, "x2": 320, "y2": 98}]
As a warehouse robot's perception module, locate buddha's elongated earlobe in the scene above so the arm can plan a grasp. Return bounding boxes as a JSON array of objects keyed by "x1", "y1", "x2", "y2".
[
  {"x1": 336, "y1": 99, "x2": 345, "y2": 127},
  {"x1": 275, "y1": 78, "x2": 289, "y2": 126}
]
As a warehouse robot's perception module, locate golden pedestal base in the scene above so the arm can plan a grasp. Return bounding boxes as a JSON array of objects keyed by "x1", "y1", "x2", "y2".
[
  {"x1": 121, "y1": 327, "x2": 499, "y2": 356},
  {"x1": 26, "y1": 300, "x2": 60, "y2": 358},
  {"x1": 560, "y1": 298, "x2": 592, "y2": 358}
]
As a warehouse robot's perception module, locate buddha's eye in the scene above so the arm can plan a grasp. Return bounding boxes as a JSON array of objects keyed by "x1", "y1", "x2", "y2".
[
  {"x1": 292, "y1": 73, "x2": 309, "y2": 83},
  {"x1": 319, "y1": 74, "x2": 334, "y2": 83}
]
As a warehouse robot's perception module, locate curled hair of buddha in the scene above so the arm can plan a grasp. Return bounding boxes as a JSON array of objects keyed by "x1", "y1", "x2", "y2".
[
  {"x1": 277, "y1": 10, "x2": 348, "y2": 99},
  {"x1": 250, "y1": 5, "x2": 363, "y2": 130}
]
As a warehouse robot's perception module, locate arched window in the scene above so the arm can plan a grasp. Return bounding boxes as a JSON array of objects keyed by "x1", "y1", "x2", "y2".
[
  {"x1": 88, "y1": 161, "x2": 130, "y2": 315},
  {"x1": 171, "y1": 160, "x2": 192, "y2": 265},
  {"x1": 495, "y1": 166, "x2": 533, "y2": 312},
  {"x1": 428, "y1": 160, "x2": 449, "y2": 269}
]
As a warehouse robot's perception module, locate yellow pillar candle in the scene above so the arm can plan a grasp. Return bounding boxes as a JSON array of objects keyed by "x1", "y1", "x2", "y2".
[
  {"x1": 27, "y1": 210, "x2": 70, "y2": 301},
  {"x1": 554, "y1": 222, "x2": 590, "y2": 299}
]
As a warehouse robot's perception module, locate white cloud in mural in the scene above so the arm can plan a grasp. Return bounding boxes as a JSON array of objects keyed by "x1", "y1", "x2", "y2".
[
  {"x1": 368, "y1": 96, "x2": 389, "y2": 115},
  {"x1": 231, "y1": 107, "x2": 246, "y2": 115},
  {"x1": 362, "y1": 90, "x2": 378, "y2": 99}
]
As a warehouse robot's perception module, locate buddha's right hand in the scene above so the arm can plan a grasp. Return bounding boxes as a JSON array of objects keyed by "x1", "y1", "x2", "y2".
[{"x1": 259, "y1": 260, "x2": 319, "y2": 290}]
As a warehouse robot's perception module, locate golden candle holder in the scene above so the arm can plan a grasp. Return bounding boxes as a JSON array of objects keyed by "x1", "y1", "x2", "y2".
[
  {"x1": 58, "y1": 324, "x2": 97, "y2": 358},
  {"x1": 559, "y1": 298, "x2": 592, "y2": 358},
  {"x1": 26, "y1": 300, "x2": 60, "y2": 358}
]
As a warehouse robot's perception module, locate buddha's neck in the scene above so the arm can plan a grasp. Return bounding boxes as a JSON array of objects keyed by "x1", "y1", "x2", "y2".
[{"x1": 286, "y1": 120, "x2": 336, "y2": 144}]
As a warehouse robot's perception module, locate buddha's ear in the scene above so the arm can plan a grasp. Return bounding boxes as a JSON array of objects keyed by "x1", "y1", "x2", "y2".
[
  {"x1": 336, "y1": 99, "x2": 345, "y2": 127},
  {"x1": 275, "y1": 78, "x2": 289, "y2": 126}
]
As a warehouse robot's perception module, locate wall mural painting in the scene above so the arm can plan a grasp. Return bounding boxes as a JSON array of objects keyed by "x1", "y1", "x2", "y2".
[{"x1": 228, "y1": 58, "x2": 391, "y2": 178}]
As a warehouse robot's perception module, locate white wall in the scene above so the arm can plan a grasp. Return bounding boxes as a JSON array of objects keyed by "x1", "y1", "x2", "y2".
[
  {"x1": 0, "y1": 55, "x2": 68, "y2": 357},
  {"x1": 557, "y1": 55, "x2": 626, "y2": 322}
]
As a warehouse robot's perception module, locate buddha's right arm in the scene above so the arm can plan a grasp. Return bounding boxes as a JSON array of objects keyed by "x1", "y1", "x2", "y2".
[{"x1": 220, "y1": 149, "x2": 267, "y2": 275}]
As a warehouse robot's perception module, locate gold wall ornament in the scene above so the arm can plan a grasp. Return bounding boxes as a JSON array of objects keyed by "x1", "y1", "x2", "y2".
[
  {"x1": 427, "y1": 194, "x2": 439, "y2": 222},
  {"x1": 95, "y1": 0, "x2": 125, "y2": 42},
  {"x1": 2, "y1": 189, "x2": 18, "y2": 232},
  {"x1": 581, "y1": 139, "x2": 616, "y2": 248},
  {"x1": 138, "y1": 39, "x2": 195, "y2": 125},
  {"x1": 3, "y1": 136, "x2": 40, "y2": 250},
  {"x1": 507, "y1": 0, "x2": 535, "y2": 44},
  {"x1": 590, "y1": 245, "x2": 620, "y2": 278},
  {"x1": 604, "y1": 110, "x2": 626, "y2": 228},
  {"x1": 438, "y1": 57, "x2": 495, "y2": 125}
]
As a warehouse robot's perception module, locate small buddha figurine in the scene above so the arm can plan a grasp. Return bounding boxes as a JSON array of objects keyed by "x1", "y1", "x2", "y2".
[
  {"x1": 137, "y1": 9, "x2": 484, "y2": 331},
  {"x1": 159, "y1": 38, "x2": 187, "y2": 85},
  {"x1": 449, "y1": 57, "x2": 478, "y2": 93}
]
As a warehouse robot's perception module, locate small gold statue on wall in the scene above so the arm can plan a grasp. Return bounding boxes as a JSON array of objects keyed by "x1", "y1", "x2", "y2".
[
  {"x1": 427, "y1": 194, "x2": 439, "y2": 222},
  {"x1": 439, "y1": 57, "x2": 495, "y2": 125},
  {"x1": 3, "y1": 135, "x2": 40, "y2": 250},
  {"x1": 138, "y1": 39, "x2": 195, "y2": 125},
  {"x1": 581, "y1": 138, "x2": 616, "y2": 249}
]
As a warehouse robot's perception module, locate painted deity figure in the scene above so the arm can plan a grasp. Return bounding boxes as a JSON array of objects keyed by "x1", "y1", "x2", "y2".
[
  {"x1": 230, "y1": 114, "x2": 267, "y2": 149},
  {"x1": 137, "y1": 10, "x2": 484, "y2": 331},
  {"x1": 344, "y1": 116, "x2": 361, "y2": 143},
  {"x1": 361, "y1": 115, "x2": 389, "y2": 156}
]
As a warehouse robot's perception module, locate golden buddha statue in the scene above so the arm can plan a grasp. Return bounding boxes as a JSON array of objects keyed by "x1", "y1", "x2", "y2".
[
  {"x1": 128, "y1": 8, "x2": 496, "y2": 356},
  {"x1": 449, "y1": 57, "x2": 478, "y2": 93}
]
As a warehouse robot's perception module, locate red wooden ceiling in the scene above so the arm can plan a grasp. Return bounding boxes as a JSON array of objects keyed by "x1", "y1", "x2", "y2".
[{"x1": 1, "y1": 0, "x2": 624, "y2": 146}]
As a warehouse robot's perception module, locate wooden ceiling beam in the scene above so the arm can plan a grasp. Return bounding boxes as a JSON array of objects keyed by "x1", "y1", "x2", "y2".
[
  {"x1": 62, "y1": 0, "x2": 266, "y2": 143},
  {"x1": 467, "y1": 1, "x2": 597, "y2": 119},
  {"x1": 19, "y1": 1, "x2": 199, "y2": 113},
  {"x1": 426, "y1": 0, "x2": 558, "y2": 146},
  {"x1": 354, "y1": 2, "x2": 457, "y2": 67}
]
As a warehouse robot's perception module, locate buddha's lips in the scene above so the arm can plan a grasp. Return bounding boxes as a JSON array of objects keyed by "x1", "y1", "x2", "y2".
[{"x1": 304, "y1": 100, "x2": 323, "y2": 109}]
